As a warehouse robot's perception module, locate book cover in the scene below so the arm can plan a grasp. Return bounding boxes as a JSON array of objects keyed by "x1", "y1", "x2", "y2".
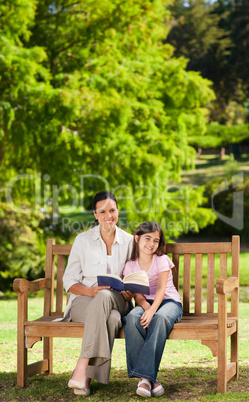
[{"x1": 97, "y1": 271, "x2": 150, "y2": 295}]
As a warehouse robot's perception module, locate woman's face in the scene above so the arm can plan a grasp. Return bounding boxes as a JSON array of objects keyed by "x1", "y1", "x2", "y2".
[
  {"x1": 135, "y1": 231, "x2": 160, "y2": 256},
  {"x1": 94, "y1": 198, "x2": 119, "y2": 233}
]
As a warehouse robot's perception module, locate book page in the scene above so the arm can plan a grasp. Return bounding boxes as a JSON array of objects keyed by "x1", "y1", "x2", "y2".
[
  {"x1": 97, "y1": 273, "x2": 122, "y2": 281},
  {"x1": 123, "y1": 270, "x2": 149, "y2": 285}
]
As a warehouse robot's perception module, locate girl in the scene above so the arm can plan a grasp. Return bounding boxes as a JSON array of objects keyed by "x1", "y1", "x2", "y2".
[
  {"x1": 63, "y1": 191, "x2": 133, "y2": 396},
  {"x1": 123, "y1": 221, "x2": 182, "y2": 398}
]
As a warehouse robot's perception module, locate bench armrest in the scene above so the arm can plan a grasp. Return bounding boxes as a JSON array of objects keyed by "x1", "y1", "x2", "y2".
[
  {"x1": 13, "y1": 278, "x2": 51, "y2": 293},
  {"x1": 216, "y1": 276, "x2": 239, "y2": 294}
]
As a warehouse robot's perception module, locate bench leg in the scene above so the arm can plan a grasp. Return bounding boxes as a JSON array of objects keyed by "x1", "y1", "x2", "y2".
[
  {"x1": 231, "y1": 328, "x2": 239, "y2": 380},
  {"x1": 217, "y1": 294, "x2": 227, "y2": 393},
  {"x1": 43, "y1": 337, "x2": 53, "y2": 375},
  {"x1": 217, "y1": 343, "x2": 227, "y2": 393},
  {"x1": 17, "y1": 332, "x2": 28, "y2": 387},
  {"x1": 16, "y1": 292, "x2": 28, "y2": 387}
]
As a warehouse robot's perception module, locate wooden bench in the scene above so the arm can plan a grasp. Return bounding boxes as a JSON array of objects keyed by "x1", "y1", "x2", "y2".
[{"x1": 13, "y1": 236, "x2": 240, "y2": 393}]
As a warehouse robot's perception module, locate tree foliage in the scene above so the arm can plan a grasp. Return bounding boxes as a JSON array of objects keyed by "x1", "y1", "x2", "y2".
[
  {"x1": 166, "y1": 0, "x2": 249, "y2": 125},
  {"x1": 0, "y1": 1, "x2": 217, "y2": 290},
  {"x1": 189, "y1": 124, "x2": 249, "y2": 148}
]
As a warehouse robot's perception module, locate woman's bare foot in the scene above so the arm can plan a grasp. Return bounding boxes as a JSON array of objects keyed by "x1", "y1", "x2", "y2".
[
  {"x1": 70, "y1": 357, "x2": 91, "y2": 390},
  {"x1": 84, "y1": 376, "x2": 91, "y2": 391}
]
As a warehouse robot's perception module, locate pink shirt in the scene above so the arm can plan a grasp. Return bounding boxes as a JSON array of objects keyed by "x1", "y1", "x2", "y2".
[{"x1": 123, "y1": 254, "x2": 181, "y2": 303}]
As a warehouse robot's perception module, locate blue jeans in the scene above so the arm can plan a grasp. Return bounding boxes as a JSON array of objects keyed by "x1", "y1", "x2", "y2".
[{"x1": 123, "y1": 299, "x2": 183, "y2": 383}]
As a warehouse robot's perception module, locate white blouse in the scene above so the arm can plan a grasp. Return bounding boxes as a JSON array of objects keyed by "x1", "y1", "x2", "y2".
[{"x1": 60, "y1": 225, "x2": 133, "y2": 321}]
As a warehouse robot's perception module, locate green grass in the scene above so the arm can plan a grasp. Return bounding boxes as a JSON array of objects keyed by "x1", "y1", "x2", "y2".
[{"x1": 0, "y1": 298, "x2": 249, "y2": 401}]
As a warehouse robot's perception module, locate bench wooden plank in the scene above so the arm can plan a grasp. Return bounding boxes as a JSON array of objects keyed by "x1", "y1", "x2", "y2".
[
  {"x1": 207, "y1": 253, "x2": 215, "y2": 313},
  {"x1": 56, "y1": 255, "x2": 65, "y2": 314},
  {"x1": 171, "y1": 253, "x2": 180, "y2": 291},
  {"x1": 220, "y1": 253, "x2": 227, "y2": 279},
  {"x1": 195, "y1": 254, "x2": 203, "y2": 314},
  {"x1": 183, "y1": 254, "x2": 191, "y2": 313},
  {"x1": 27, "y1": 360, "x2": 48, "y2": 378},
  {"x1": 52, "y1": 245, "x2": 72, "y2": 255},
  {"x1": 166, "y1": 242, "x2": 232, "y2": 254}
]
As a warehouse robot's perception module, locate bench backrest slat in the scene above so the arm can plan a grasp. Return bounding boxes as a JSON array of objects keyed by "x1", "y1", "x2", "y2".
[
  {"x1": 172, "y1": 253, "x2": 180, "y2": 291},
  {"x1": 44, "y1": 236, "x2": 239, "y2": 317},
  {"x1": 207, "y1": 253, "x2": 215, "y2": 313},
  {"x1": 183, "y1": 254, "x2": 191, "y2": 313},
  {"x1": 44, "y1": 239, "x2": 55, "y2": 316},
  {"x1": 195, "y1": 254, "x2": 203, "y2": 314},
  {"x1": 220, "y1": 253, "x2": 227, "y2": 279},
  {"x1": 56, "y1": 255, "x2": 66, "y2": 314},
  {"x1": 231, "y1": 236, "x2": 240, "y2": 317}
]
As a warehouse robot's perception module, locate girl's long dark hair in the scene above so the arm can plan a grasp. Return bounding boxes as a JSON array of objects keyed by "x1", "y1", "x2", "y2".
[
  {"x1": 91, "y1": 191, "x2": 118, "y2": 228},
  {"x1": 130, "y1": 221, "x2": 166, "y2": 260}
]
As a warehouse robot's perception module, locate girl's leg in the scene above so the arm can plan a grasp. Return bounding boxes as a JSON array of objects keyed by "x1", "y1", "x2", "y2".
[
  {"x1": 123, "y1": 306, "x2": 146, "y2": 376},
  {"x1": 128, "y1": 300, "x2": 182, "y2": 383}
]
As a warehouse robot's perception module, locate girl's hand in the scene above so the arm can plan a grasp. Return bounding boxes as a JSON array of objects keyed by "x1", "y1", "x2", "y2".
[
  {"x1": 89, "y1": 285, "x2": 110, "y2": 297},
  {"x1": 140, "y1": 308, "x2": 155, "y2": 328}
]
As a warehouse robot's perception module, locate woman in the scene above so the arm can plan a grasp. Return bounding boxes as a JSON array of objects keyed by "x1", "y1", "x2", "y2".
[{"x1": 63, "y1": 191, "x2": 133, "y2": 396}]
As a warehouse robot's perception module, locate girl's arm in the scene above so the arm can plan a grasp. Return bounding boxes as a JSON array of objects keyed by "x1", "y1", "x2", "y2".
[
  {"x1": 140, "y1": 271, "x2": 169, "y2": 329},
  {"x1": 134, "y1": 293, "x2": 151, "y2": 311}
]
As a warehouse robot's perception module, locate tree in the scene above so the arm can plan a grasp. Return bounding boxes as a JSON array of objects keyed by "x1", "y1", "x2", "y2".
[
  {"x1": 166, "y1": 0, "x2": 231, "y2": 76},
  {"x1": 0, "y1": 0, "x2": 216, "y2": 242},
  {"x1": 165, "y1": 0, "x2": 249, "y2": 124}
]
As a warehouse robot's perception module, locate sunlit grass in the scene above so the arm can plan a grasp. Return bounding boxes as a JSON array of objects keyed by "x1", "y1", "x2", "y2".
[{"x1": 1, "y1": 298, "x2": 249, "y2": 401}]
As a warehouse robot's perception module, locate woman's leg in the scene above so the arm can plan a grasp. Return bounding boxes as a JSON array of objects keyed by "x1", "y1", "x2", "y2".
[
  {"x1": 85, "y1": 309, "x2": 122, "y2": 383},
  {"x1": 70, "y1": 295, "x2": 93, "y2": 387},
  {"x1": 125, "y1": 300, "x2": 182, "y2": 383},
  {"x1": 71, "y1": 290, "x2": 130, "y2": 384}
]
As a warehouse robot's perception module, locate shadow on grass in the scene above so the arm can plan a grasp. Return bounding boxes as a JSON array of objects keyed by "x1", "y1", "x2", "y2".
[{"x1": 1, "y1": 366, "x2": 249, "y2": 401}]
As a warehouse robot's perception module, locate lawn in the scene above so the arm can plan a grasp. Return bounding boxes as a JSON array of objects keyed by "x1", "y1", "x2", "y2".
[
  {"x1": 1, "y1": 154, "x2": 248, "y2": 400},
  {"x1": 0, "y1": 298, "x2": 249, "y2": 401}
]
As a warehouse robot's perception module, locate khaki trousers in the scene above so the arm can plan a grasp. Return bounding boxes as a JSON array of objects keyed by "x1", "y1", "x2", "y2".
[{"x1": 71, "y1": 289, "x2": 131, "y2": 384}]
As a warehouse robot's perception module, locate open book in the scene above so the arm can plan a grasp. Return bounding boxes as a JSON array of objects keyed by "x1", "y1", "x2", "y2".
[{"x1": 97, "y1": 270, "x2": 150, "y2": 295}]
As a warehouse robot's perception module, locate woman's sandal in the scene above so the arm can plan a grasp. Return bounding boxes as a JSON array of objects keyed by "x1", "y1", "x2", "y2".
[
  {"x1": 68, "y1": 378, "x2": 91, "y2": 396},
  {"x1": 151, "y1": 381, "x2": 165, "y2": 397},
  {"x1": 68, "y1": 379, "x2": 85, "y2": 389},
  {"x1": 136, "y1": 378, "x2": 151, "y2": 397},
  {"x1": 74, "y1": 388, "x2": 91, "y2": 397}
]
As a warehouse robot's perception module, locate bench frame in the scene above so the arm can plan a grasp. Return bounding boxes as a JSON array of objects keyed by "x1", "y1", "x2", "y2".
[{"x1": 13, "y1": 235, "x2": 240, "y2": 393}]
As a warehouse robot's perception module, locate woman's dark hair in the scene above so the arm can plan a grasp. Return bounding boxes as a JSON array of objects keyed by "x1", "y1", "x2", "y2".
[
  {"x1": 130, "y1": 221, "x2": 166, "y2": 260},
  {"x1": 91, "y1": 191, "x2": 118, "y2": 227}
]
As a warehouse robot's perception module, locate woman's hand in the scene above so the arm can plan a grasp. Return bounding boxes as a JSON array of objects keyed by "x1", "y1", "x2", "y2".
[
  {"x1": 88, "y1": 285, "x2": 110, "y2": 297},
  {"x1": 140, "y1": 308, "x2": 155, "y2": 329},
  {"x1": 121, "y1": 290, "x2": 134, "y2": 302}
]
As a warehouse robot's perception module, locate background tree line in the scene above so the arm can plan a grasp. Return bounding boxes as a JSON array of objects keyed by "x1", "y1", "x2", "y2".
[
  {"x1": 0, "y1": 0, "x2": 247, "y2": 291},
  {"x1": 166, "y1": 0, "x2": 249, "y2": 148}
]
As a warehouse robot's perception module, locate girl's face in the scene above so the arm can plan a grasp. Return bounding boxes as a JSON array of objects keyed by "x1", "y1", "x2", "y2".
[
  {"x1": 135, "y1": 231, "x2": 160, "y2": 256},
  {"x1": 94, "y1": 198, "x2": 119, "y2": 232}
]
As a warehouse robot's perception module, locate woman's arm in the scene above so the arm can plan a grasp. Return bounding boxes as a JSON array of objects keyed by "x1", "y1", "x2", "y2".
[
  {"x1": 68, "y1": 283, "x2": 110, "y2": 297},
  {"x1": 140, "y1": 271, "x2": 169, "y2": 328}
]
